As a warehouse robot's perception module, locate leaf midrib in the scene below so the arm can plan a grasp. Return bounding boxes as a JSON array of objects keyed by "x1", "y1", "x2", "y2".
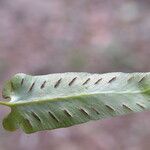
[{"x1": 1, "y1": 88, "x2": 149, "y2": 107}]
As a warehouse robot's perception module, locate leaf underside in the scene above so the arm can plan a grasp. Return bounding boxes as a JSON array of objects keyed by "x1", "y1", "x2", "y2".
[{"x1": 1, "y1": 72, "x2": 150, "y2": 134}]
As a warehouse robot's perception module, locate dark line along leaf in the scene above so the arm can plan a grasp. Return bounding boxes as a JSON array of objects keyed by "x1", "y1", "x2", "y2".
[{"x1": 1, "y1": 72, "x2": 150, "y2": 134}]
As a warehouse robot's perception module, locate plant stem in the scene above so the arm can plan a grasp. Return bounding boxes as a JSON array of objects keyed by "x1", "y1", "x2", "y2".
[{"x1": 0, "y1": 101, "x2": 10, "y2": 106}]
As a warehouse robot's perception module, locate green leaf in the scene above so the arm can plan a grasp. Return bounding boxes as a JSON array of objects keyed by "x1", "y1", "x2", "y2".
[{"x1": 1, "y1": 72, "x2": 150, "y2": 134}]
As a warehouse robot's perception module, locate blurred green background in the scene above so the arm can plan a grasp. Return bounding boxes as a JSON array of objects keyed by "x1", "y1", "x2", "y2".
[{"x1": 0, "y1": 0, "x2": 150, "y2": 150}]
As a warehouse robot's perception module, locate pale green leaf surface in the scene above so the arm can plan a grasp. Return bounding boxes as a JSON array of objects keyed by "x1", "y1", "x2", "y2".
[{"x1": 1, "y1": 72, "x2": 150, "y2": 133}]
